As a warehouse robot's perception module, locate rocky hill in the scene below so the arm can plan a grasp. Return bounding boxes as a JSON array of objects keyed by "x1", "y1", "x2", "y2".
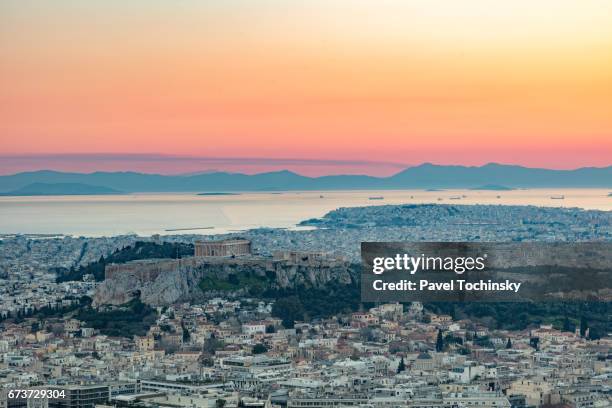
[{"x1": 93, "y1": 255, "x2": 356, "y2": 307}]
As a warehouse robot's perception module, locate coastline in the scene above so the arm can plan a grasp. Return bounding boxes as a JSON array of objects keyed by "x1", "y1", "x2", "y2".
[{"x1": 0, "y1": 189, "x2": 610, "y2": 238}]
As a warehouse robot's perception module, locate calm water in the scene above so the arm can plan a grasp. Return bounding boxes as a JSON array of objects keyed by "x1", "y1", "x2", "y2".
[{"x1": 0, "y1": 189, "x2": 610, "y2": 237}]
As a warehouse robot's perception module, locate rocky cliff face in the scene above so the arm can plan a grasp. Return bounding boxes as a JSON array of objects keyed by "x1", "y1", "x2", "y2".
[{"x1": 93, "y1": 256, "x2": 356, "y2": 307}]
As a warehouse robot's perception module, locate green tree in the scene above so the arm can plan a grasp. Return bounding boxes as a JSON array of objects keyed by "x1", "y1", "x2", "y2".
[
  {"x1": 562, "y1": 316, "x2": 572, "y2": 332},
  {"x1": 580, "y1": 316, "x2": 588, "y2": 337},
  {"x1": 31, "y1": 322, "x2": 40, "y2": 333},
  {"x1": 397, "y1": 357, "x2": 406, "y2": 373},
  {"x1": 252, "y1": 343, "x2": 268, "y2": 354},
  {"x1": 203, "y1": 337, "x2": 224, "y2": 355},
  {"x1": 505, "y1": 338, "x2": 512, "y2": 349},
  {"x1": 182, "y1": 325, "x2": 191, "y2": 342},
  {"x1": 436, "y1": 329, "x2": 444, "y2": 352},
  {"x1": 200, "y1": 356, "x2": 215, "y2": 367},
  {"x1": 227, "y1": 274, "x2": 240, "y2": 286},
  {"x1": 272, "y1": 296, "x2": 305, "y2": 329}
]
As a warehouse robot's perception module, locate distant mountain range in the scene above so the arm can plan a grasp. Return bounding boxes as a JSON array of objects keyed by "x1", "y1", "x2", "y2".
[
  {"x1": 0, "y1": 163, "x2": 610, "y2": 194},
  {"x1": 0, "y1": 182, "x2": 122, "y2": 196}
]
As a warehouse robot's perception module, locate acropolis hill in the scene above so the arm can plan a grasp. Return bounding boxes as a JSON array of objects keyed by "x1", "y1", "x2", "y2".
[{"x1": 94, "y1": 246, "x2": 353, "y2": 307}]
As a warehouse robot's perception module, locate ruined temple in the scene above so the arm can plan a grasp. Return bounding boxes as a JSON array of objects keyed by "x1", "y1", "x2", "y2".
[{"x1": 194, "y1": 238, "x2": 251, "y2": 257}]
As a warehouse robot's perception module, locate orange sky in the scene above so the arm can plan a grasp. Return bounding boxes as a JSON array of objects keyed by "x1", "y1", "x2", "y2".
[{"x1": 0, "y1": 1, "x2": 611, "y2": 175}]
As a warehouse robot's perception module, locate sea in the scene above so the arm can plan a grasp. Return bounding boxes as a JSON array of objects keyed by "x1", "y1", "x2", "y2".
[{"x1": 0, "y1": 189, "x2": 610, "y2": 237}]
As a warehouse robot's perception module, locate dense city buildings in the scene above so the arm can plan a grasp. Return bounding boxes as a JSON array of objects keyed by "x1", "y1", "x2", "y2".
[{"x1": 0, "y1": 204, "x2": 610, "y2": 408}]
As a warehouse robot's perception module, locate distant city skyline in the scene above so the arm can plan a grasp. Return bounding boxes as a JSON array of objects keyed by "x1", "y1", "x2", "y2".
[{"x1": 1, "y1": 1, "x2": 611, "y2": 175}]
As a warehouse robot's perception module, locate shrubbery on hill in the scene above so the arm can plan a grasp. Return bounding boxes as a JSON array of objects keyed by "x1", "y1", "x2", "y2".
[
  {"x1": 76, "y1": 298, "x2": 157, "y2": 337},
  {"x1": 56, "y1": 241, "x2": 194, "y2": 282}
]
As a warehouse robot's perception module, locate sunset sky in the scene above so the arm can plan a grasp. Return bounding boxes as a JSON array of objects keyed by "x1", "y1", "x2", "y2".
[{"x1": 1, "y1": 0, "x2": 611, "y2": 176}]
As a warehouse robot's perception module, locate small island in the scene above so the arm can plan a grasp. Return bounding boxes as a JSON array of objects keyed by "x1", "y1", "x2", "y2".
[
  {"x1": 469, "y1": 184, "x2": 515, "y2": 191},
  {"x1": 0, "y1": 182, "x2": 123, "y2": 196}
]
